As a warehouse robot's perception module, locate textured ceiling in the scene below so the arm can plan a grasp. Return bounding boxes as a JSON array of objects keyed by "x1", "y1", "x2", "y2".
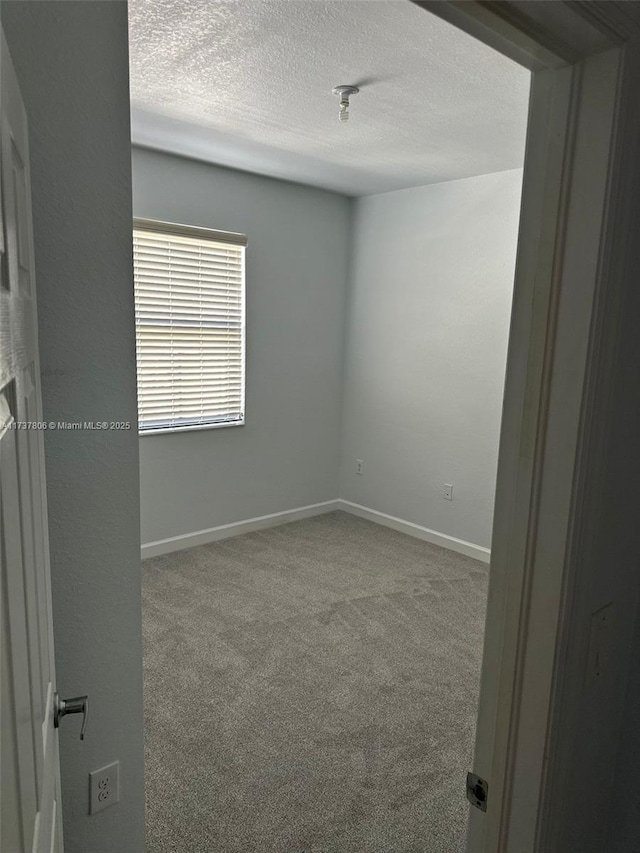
[{"x1": 128, "y1": 0, "x2": 530, "y2": 196}]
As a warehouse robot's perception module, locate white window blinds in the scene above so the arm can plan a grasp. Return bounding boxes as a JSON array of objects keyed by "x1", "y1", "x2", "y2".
[{"x1": 133, "y1": 220, "x2": 246, "y2": 433}]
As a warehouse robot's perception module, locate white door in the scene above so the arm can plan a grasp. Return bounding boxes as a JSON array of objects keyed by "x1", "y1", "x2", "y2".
[{"x1": 0, "y1": 30, "x2": 64, "y2": 853}]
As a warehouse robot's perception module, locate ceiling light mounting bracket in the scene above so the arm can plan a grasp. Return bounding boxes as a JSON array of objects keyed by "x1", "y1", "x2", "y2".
[{"x1": 332, "y1": 85, "x2": 359, "y2": 122}]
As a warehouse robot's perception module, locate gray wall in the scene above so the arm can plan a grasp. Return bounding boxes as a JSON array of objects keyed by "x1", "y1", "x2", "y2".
[
  {"x1": 2, "y1": 4, "x2": 145, "y2": 852},
  {"x1": 132, "y1": 147, "x2": 351, "y2": 545},
  {"x1": 340, "y1": 171, "x2": 522, "y2": 549}
]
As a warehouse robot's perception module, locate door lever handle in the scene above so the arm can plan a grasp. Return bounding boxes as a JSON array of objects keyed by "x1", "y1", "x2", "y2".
[{"x1": 54, "y1": 692, "x2": 88, "y2": 740}]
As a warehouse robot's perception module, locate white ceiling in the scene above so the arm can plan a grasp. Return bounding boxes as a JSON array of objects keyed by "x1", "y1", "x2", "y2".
[{"x1": 128, "y1": 0, "x2": 530, "y2": 196}]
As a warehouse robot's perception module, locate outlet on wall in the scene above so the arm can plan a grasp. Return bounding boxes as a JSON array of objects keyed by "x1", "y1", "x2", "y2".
[
  {"x1": 89, "y1": 761, "x2": 119, "y2": 815},
  {"x1": 444, "y1": 483, "x2": 453, "y2": 501},
  {"x1": 356, "y1": 459, "x2": 364, "y2": 475}
]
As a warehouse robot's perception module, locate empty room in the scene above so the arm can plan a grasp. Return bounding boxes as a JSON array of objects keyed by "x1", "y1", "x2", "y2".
[
  {"x1": 6, "y1": 2, "x2": 640, "y2": 853},
  {"x1": 129, "y1": 0, "x2": 528, "y2": 850}
]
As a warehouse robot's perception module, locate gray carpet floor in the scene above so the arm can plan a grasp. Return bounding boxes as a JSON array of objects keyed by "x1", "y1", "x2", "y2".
[{"x1": 142, "y1": 511, "x2": 488, "y2": 853}]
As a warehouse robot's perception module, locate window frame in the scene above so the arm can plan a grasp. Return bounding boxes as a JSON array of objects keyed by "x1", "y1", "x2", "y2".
[{"x1": 133, "y1": 217, "x2": 247, "y2": 437}]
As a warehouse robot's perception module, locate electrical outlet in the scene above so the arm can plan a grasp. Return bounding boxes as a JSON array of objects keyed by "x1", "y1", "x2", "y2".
[
  {"x1": 89, "y1": 761, "x2": 119, "y2": 815},
  {"x1": 356, "y1": 459, "x2": 364, "y2": 475},
  {"x1": 444, "y1": 483, "x2": 453, "y2": 501}
]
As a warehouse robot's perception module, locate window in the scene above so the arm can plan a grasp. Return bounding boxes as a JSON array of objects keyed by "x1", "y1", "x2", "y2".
[{"x1": 133, "y1": 219, "x2": 246, "y2": 434}]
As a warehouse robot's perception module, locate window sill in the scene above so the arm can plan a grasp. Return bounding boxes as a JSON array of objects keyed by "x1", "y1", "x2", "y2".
[{"x1": 139, "y1": 420, "x2": 245, "y2": 437}]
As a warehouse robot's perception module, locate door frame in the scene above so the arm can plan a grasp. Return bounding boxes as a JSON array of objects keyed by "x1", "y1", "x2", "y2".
[{"x1": 415, "y1": 2, "x2": 640, "y2": 851}]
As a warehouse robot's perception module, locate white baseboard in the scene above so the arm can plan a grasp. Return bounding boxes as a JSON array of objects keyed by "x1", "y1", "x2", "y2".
[
  {"x1": 141, "y1": 497, "x2": 490, "y2": 564},
  {"x1": 141, "y1": 499, "x2": 340, "y2": 559},
  {"x1": 338, "y1": 499, "x2": 491, "y2": 564}
]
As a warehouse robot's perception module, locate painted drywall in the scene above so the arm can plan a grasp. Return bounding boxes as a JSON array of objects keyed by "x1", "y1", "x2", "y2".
[
  {"x1": 340, "y1": 170, "x2": 523, "y2": 550},
  {"x1": 132, "y1": 147, "x2": 350, "y2": 546},
  {"x1": 552, "y1": 91, "x2": 640, "y2": 846},
  {"x1": 569, "y1": 54, "x2": 640, "y2": 844},
  {"x1": 610, "y1": 605, "x2": 640, "y2": 851},
  {"x1": 598, "y1": 73, "x2": 640, "y2": 852},
  {"x1": 1, "y1": 4, "x2": 145, "y2": 852}
]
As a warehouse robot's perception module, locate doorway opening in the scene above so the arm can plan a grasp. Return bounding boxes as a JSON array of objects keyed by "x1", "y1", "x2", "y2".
[{"x1": 127, "y1": 2, "x2": 530, "y2": 850}]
